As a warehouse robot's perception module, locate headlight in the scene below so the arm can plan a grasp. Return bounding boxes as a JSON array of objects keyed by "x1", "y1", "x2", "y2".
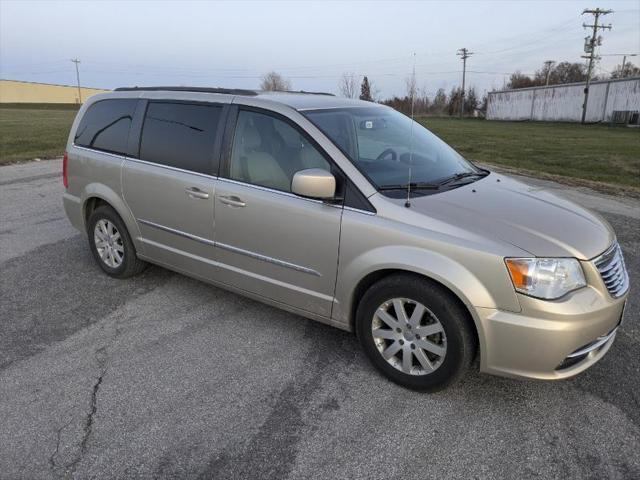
[{"x1": 505, "y1": 258, "x2": 586, "y2": 300}]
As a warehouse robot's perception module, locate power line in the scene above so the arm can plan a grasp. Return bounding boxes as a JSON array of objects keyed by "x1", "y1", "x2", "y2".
[
  {"x1": 1, "y1": 14, "x2": 585, "y2": 79},
  {"x1": 580, "y1": 8, "x2": 612, "y2": 124}
]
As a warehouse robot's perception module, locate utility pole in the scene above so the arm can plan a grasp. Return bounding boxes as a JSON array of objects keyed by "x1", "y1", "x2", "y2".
[
  {"x1": 71, "y1": 58, "x2": 82, "y2": 104},
  {"x1": 457, "y1": 48, "x2": 473, "y2": 118},
  {"x1": 601, "y1": 53, "x2": 638, "y2": 78},
  {"x1": 543, "y1": 60, "x2": 555, "y2": 85},
  {"x1": 581, "y1": 8, "x2": 612, "y2": 124}
]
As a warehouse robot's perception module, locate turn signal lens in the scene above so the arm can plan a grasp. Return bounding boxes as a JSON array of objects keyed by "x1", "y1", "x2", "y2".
[{"x1": 505, "y1": 258, "x2": 586, "y2": 300}]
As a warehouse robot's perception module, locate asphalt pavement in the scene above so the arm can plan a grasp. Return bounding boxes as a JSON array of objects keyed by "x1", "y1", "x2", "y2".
[{"x1": 1, "y1": 159, "x2": 638, "y2": 480}]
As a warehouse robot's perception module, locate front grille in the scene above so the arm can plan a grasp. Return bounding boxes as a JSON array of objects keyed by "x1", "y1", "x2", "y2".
[{"x1": 594, "y1": 242, "x2": 629, "y2": 298}]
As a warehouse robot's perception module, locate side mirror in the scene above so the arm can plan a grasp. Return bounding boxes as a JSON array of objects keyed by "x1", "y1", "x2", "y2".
[{"x1": 291, "y1": 168, "x2": 336, "y2": 199}]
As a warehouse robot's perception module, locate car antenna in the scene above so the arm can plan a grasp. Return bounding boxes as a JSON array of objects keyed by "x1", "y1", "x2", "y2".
[{"x1": 405, "y1": 53, "x2": 417, "y2": 208}]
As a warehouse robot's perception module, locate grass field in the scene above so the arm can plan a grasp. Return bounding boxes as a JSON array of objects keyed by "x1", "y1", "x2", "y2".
[
  {"x1": 421, "y1": 117, "x2": 639, "y2": 189},
  {"x1": 1, "y1": 105, "x2": 638, "y2": 191},
  {"x1": 0, "y1": 105, "x2": 78, "y2": 164}
]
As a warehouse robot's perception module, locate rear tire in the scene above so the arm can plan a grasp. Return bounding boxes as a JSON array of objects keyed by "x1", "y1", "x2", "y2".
[
  {"x1": 87, "y1": 205, "x2": 148, "y2": 279},
  {"x1": 356, "y1": 273, "x2": 476, "y2": 392}
]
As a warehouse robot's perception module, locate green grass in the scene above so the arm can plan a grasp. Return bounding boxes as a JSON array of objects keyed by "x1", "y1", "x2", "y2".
[
  {"x1": 420, "y1": 117, "x2": 640, "y2": 189},
  {"x1": 1, "y1": 106, "x2": 638, "y2": 191},
  {"x1": 1, "y1": 103, "x2": 81, "y2": 110},
  {"x1": 0, "y1": 105, "x2": 79, "y2": 164}
]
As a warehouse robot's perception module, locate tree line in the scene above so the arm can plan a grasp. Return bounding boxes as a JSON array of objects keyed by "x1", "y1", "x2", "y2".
[
  {"x1": 260, "y1": 70, "x2": 484, "y2": 117},
  {"x1": 337, "y1": 72, "x2": 483, "y2": 116},
  {"x1": 259, "y1": 58, "x2": 638, "y2": 117},
  {"x1": 506, "y1": 60, "x2": 639, "y2": 90}
]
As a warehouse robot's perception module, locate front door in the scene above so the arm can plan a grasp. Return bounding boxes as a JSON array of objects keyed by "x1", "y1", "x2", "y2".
[{"x1": 214, "y1": 108, "x2": 342, "y2": 317}]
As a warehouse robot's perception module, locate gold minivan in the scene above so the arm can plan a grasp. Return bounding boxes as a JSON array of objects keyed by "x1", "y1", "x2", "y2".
[{"x1": 63, "y1": 87, "x2": 629, "y2": 391}]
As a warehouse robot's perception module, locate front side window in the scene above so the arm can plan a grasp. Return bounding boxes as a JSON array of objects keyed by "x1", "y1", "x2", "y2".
[
  {"x1": 139, "y1": 102, "x2": 222, "y2": 175},
  {"x1": 304, "y1": 106, "x2": 483, "y2": 194},
  {"x1": 229, "y1": 110, "x2": 330, "y2": 192},
  {"x1": 74, "y1": 99, "x2": 137, "y2": 154}
]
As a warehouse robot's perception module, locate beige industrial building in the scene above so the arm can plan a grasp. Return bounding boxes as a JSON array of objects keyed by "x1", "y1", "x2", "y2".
[{"x1": 0, "y1": 79, "x2": 108, "y2": 104}]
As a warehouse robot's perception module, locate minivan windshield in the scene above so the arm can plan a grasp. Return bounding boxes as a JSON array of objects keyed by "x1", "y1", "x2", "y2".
[{"x1": 304, "y1": 106, "x2": 484, "y2": 193}]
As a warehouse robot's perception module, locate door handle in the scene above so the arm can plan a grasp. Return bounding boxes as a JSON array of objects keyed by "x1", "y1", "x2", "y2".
[
  {"x1": 185, "y1": 187, "x2": 210, "y2": 199},
  {"x1": 219, "y1": 195, "x2": 246, "y2": 208}
]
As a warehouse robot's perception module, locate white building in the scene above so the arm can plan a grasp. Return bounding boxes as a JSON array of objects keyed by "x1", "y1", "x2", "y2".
[{"x1": 486, "y1": 77, "x2": 640, "y2": 123}]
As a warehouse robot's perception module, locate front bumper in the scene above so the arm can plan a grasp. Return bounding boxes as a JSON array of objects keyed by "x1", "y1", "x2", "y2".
[{"x1": 475, "y1": 285, "x2": 627, "y2": 380}]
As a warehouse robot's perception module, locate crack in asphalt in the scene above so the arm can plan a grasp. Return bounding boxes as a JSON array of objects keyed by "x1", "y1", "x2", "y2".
[
  {"x1": 62, "y1": 346, "x2": 109, "y2": 478},
  {"x1": 47, "y1": 303, "x2": 132, "y2": 478},
  {"x1": 49, "y1": 419, "x2": 73, "y2": 474},
  {"x1": 81, "y1": 370, "x2": 105, "y2": 454},
  {"x1": 62, "y1": 370, "x2": 106, "y2": 478},
  {"x1": 33, "y1": 216, "x2": 66, "y2": 226}
]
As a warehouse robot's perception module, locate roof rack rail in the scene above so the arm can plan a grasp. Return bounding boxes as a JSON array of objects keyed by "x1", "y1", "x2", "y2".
[
  {"x1": 114, "y1": 86, "x2": 258, "y2": 96},
  {"x1": 280, "y1": 90, "x2": 335, "y2": 96}
]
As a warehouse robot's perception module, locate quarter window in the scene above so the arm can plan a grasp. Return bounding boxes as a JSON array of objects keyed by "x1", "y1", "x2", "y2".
[
  {"x1": 74, "y1": 99, "x2": 137, "y2": 154},
  {"x1": 139, "y1": 102, "x2": 222, "y2": 175},
  {"x1": 229, "y1": 110, "x2": 330, "y2": 192}
]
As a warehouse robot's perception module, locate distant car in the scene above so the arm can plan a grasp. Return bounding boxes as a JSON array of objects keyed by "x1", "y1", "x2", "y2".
[{"x1": 62, "y1": 87, "x2": 629, "y2": 391}]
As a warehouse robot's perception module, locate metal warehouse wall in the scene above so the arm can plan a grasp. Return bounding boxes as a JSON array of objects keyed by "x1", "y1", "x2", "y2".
[
  {"x1": 0, "y1": 79, "x2": 107, "y2": 104},
  {"x1": 487, "y1": 77, "x2": 640, "y2": 122}
]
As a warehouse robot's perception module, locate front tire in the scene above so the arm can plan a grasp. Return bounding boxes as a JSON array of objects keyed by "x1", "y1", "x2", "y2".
[
  {"x1": 356, "y1": 273, "x2": 476, "y2": 392},
  {"x1": 87, "y1": 205, "x2": 148, "y2": 279}
]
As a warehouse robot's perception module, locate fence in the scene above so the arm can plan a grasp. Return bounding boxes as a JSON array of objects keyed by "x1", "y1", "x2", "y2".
[{"x1": 486, "y1": 77, "x2": 640, "y2": 123}]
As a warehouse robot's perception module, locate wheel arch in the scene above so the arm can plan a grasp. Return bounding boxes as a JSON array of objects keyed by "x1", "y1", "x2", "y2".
[
  {"x1": 335, "y1": 247, "x2": 496, "y2": 365},
  {"x1": 81, "y1": 183, "x2": 143, "y2": 253},
  {"x1": 350, "y1": 268, "x2": 482, "y2": 355}
]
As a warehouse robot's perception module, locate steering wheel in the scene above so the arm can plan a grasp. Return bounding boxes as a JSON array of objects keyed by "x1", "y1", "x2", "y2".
[{"x1": 376, "y1": 148, "x2": 399, "y2": 162}]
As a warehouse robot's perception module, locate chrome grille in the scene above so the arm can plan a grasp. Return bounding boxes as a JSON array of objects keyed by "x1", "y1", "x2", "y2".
[{"x1": 594, "y1": 243, "x2": 629, "y2": 298}]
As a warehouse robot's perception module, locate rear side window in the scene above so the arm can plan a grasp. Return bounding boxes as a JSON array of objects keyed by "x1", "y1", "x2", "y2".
[
  {"x1": 74, "y1": 99, "x2": 137, "y2": 154},
  {"x1": 139, "y1": 102, "x2": 222, "y2": 175}
]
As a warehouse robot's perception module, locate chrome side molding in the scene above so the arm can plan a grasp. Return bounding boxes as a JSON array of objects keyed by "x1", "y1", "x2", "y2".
[
  {"x1": 137, "y1": 218, "x2": 321, "y2": 277},
  {"x1": 137, "y1": 219, "x2": 215, "y2": 246},
  {"x1": 216, "y1": 241, "x2": 321, "y2": 277}
]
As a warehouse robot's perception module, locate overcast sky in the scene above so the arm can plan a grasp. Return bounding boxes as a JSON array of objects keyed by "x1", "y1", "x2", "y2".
[{"x1": 1, "y1": 0, "x2": 638, "y2": 98}]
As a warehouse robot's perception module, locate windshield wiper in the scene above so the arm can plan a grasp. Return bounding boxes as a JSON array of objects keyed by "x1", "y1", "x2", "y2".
[
  {"x1": 378, "y1": 171, "x2": 488, "y2": 192},
  {"x1": 377, "y1": 182, "x2": 440, "y2": 191},
  {"x1": 437, "y1": 171, "x2": 489, "y2": 187}
]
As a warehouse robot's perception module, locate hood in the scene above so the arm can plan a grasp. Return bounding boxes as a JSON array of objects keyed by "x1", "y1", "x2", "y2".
[{"x1": 403, "y1": 173, "x2": 613, "y2": 260}]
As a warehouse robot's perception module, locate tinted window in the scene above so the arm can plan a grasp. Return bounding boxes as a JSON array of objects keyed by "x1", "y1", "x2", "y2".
[
  {"x1": 229, "y1": 110, "x2": 330, "y2": 192},
  {"x1": 140, "y1": 102, "x2": 222, "y2": 174},
  {"x1": 74, "y1": 99, "x2": 137, "y2": 154}
]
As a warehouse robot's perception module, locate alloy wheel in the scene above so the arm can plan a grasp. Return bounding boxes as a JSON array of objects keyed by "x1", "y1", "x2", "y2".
[
  {"x1": 372, "y1": 298, "x2": 447, "y2": 375},
  {"x1": 94, "y1": 219, "x2": 124, "y2": 268}
]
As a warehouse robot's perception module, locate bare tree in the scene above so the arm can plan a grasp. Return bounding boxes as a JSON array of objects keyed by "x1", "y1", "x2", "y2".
[
  {"x1": 611, "y1": 61, "x2": 640, "y2": 79},
  {"x1": 260, "y1": 71, "x2": 291, "y2": 91},
  {"x1": 338, "y1": 73, "x2": 358, "y2": 98},
  {"x1": 417, "y1": 86, "x2": 430, "y2": 114},
  {"x1": 430, "y1": 88, "x2": 447, "y2": 114},
  {"x1": 405, "y1": 73, "x2": 417, "y2": 102}
]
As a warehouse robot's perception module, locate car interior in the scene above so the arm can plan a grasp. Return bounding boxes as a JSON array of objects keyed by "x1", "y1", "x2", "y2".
[{"x1": 230, "y1": 110, "x2": 329, "y2": 192}]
